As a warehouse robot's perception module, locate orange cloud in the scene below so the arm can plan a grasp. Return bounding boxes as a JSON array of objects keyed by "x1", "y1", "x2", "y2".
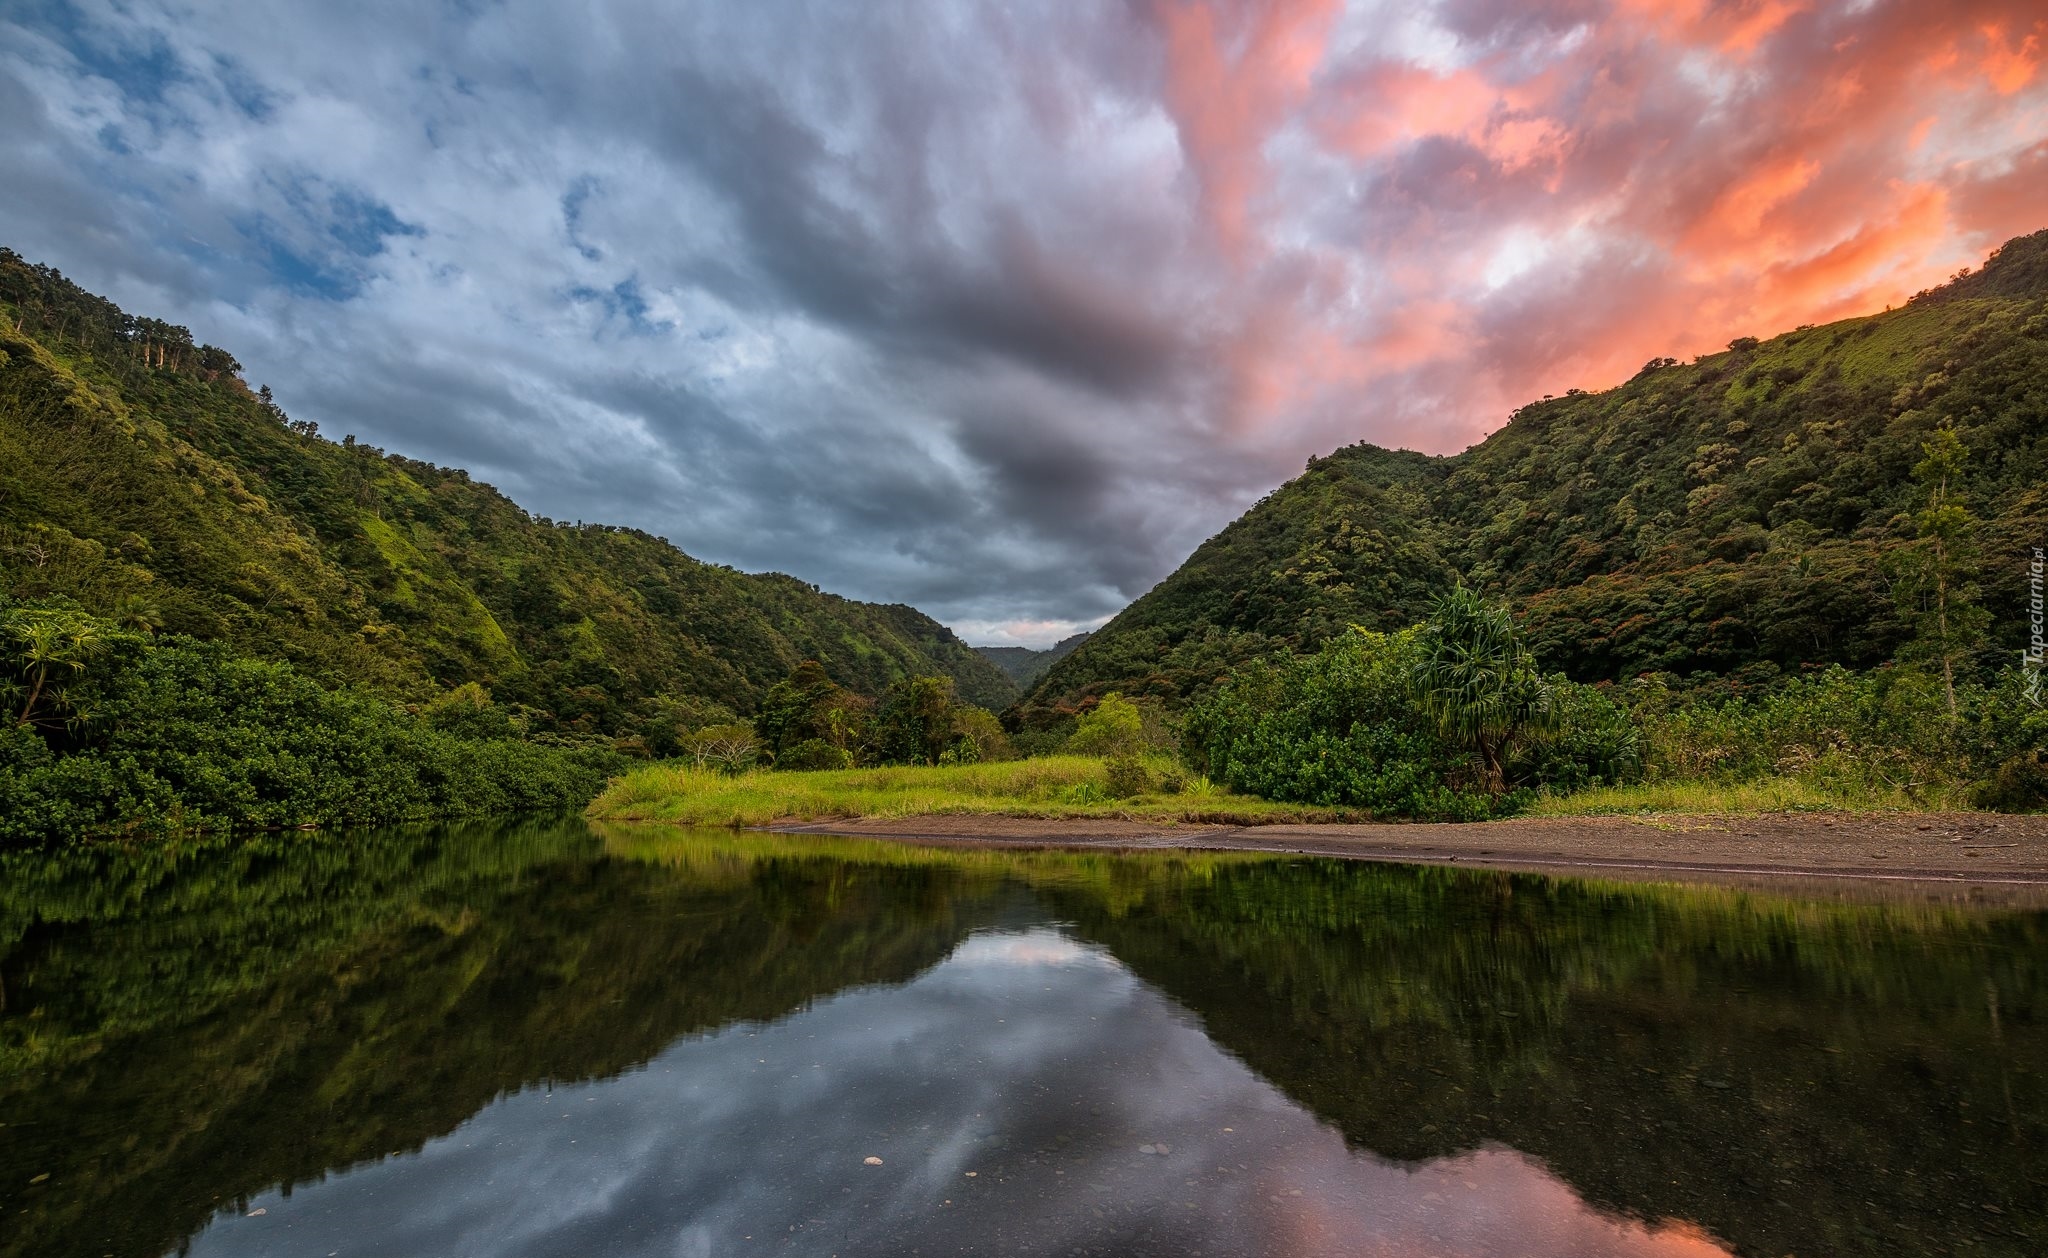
[
  {"x1": 1979, "y1": 21, "x2": 2044, "y2": 94},
  {"x1": 1153, "y1": 0, "x2": 1342, "y2": 262},
  {"x1": 1141, "y1": 0, "x2": 2048, "y2": 452}
]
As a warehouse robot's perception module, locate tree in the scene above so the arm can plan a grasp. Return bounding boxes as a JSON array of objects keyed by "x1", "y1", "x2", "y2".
[
  {"x1": 683, "y1": 723, "x2": 761, "y2": 774},
  {"x1": 1411, "y1": 588, "x2": 1554, "y2": 794},
  {"x1": 2, "y1": 604, "x2": 135, "y2": 733},
  {"x1": 949, "y1": 705, "x2": 1010, "y2": 763},
  {"x1": 1892, "y1": 424, "x2": 1987, "y2": 720},
  {"x1": 755, "y1": 661, "x2": 874, "y2": 767},
  {"x1": 876, "y1": 675, "x2": 955, "y2": 765},
  {"x1": 1068, "y1": 692, "x2": 1145, "y2": 757}
]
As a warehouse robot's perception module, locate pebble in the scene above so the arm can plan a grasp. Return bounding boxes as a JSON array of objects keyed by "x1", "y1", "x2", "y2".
[{"x1": 863, "y1": 1156, "x2": 884, "y2": 1166}]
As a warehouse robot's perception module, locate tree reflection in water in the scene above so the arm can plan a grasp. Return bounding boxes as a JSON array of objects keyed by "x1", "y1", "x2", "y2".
[{"x1": 2, "y1": 821, "x2": 2040, "y2": 1257}]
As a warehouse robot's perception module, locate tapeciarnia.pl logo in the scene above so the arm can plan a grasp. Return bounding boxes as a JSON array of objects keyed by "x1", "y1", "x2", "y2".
[{"x1": 2026, "y1": 547, "x2": 2044, "y2": 707}]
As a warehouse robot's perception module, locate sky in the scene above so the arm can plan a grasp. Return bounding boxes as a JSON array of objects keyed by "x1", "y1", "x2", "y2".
[{"x1": 2, "y1": 1, "x2": 2044, "y2": 648}]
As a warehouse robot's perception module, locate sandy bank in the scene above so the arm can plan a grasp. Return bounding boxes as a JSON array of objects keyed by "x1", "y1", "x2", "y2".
[{"x1": 767, "y1": 811, "x2": 2048, "y2": 902}]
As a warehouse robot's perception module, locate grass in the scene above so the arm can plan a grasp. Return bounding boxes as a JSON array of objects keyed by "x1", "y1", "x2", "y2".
[
  {"x1": 1525, "y1": 776, "x2": 1970, "y2": 817},
  {"x1": 588, "y1": 755, "x2": 1977, "y2": 831},
  {"x1": 583, "y1": 755, "x2": 1363, "y2": 827}
]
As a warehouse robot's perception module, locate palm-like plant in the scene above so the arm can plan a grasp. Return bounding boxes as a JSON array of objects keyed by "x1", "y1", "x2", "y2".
[
  {"x1": 112, "y1": 594, "x2": 165, "y2": 636},
  {"x1": 5, "y1": 606, "x2": 119, "y2": 730},
  {"x1": 1411, "y1": 587, "x2": 1555, "y2": 795}
]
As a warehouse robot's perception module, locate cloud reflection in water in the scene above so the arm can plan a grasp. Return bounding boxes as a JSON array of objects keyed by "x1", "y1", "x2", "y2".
[{"x1": 184, "y1": 926, "x2": 1731, "y2": 1257}]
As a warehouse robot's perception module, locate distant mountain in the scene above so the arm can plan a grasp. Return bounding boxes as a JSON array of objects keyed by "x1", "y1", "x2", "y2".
[
  {"x1": 1023, "y1": 229, "x2": 2048, "y2": 716},
  {"x1": 974, "y1": 631, "x2": 1092, "y2": 688},
  {"x1": 0, "y1": 249, "x2": 1016, "y2": 736}
]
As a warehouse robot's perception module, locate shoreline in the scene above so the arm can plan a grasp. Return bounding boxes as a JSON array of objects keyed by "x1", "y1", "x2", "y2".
[{"x1": 764, "y1": 811, "x2": 2048, "y2": 903}]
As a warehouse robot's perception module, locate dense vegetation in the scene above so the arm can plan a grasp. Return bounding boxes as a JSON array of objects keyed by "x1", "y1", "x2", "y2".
[
  {"x1": 1182, "y1": 592, "x2": 1641, "y2": 820},
  {"x1": 1025, "y1": 229, "x2": 2048, "y2": 718},
  {"x1": 1, "y1": 599, "x2": 620, "y2": 844},
  {"x1": 0, "y1": 247, "x2": 1014, "y2": 763},
  {"x1": 974, "y1": 631, "x2": 1091, "y2": 688}
]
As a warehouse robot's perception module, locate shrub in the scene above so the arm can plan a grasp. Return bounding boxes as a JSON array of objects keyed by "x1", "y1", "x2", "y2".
[
  {"x1": 1182, "y1": 629, "x2": 1501, "y2": 818},
  {"x1": 776, "y1": 737, "x2": 853, "y2": 771},
  {"x1": 1512, "y1": 681, "x2": 1642, "y2": 792},
  {"x1": 1068, "y1": 693, "x2": 1145, "y2": 757},
  {"x1": 1104, "y1": 754, "x2": 1152, "y2": 799}
]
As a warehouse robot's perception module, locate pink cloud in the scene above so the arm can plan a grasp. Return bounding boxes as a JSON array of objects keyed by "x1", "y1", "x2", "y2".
[{"x1": 1144, "y1": 0, "x2": 2048, "y2": 453}]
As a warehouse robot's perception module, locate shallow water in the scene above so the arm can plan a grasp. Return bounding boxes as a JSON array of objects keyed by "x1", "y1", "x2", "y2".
[{"x1": 2, "y1": 820, "x2": 2042, "y2": 1257}]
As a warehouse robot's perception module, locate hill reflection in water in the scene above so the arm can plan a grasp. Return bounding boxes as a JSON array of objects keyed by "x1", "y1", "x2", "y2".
[{"x1": 2, "y1": 820, "x2": 2040, "y2": 1257}]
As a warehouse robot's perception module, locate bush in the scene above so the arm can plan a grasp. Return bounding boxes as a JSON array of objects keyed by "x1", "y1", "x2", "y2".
[
  {"x1": 776, "y1": 738, "x2": 853, "y2": 771},
  {"x1": 1182, "y1": 629, "x2": 1505, "y2": 819},
  {"x1": 1103, "y1": 754, "x2": 1152, "y2": 799},
  {"x1": 1181, "y1": 623, "x2": 1648, "y2": 819},
  {"x1": 1512, "y1": 681, "x2": 1642, "y2": 792},
  {"x1": 1974, "y1": 751, "x2": 2048, "y2": 811}
]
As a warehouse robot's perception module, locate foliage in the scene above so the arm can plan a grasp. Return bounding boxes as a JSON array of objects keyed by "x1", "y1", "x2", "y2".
[
  {"x1": 747, "y1": 661, "x2": 1019, "y2": 770},
  {"x1": 584, "y1": 755, "x2": 1338, "y2": 827},
  {"x1": 0, "y1": 247, "x2": 1015, "y2": 756},
  {"x1": 1410, "y1": 587, "x2": 1556, "y2": 793},
  {"x1": 1025, "y1": 229, "x2": 2048, "y2": 715},
  {"x1": 1182, "y1": 628, "x2": 1505, "y2": 819},
  {"x1": 874, "y1": 674, "x2": 959, "y2": 765},
  {"x1": 754, "y1": 659, "x2": 873, "y2": 763},
  {"x1": 1181, "y1": 598, "x2": 1642, "y2": 819},
  {"x1": 947, "y1": 704, "x2": 1011, "y2": 763},
  {"x1": 0, "y1": 601, "x2": 620, "y2": 845},
  {"x1": 680, "y1": 723, "x2": 763, "y2": 774},
  {"x1": 1066, "y1": 692, "x2": 1147, "y2": 757},
  {"x1": 1617, "y1": 662, "x2": 2039, "y2": 808},
  {"x1": 1888, "y1": 422, "x2": 1989, "y2": 717},
  {"x1": 1102, "y1": 753, "x2": 1152, "y2": 798}
]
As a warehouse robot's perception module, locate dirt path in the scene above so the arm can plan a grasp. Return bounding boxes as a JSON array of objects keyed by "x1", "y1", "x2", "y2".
[{"x1": 768, "y1": 811, "x2": 2048, "y2": 902}]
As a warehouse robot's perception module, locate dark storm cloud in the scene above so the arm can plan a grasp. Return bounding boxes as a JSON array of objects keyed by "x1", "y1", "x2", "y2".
[{"x1": 2, "y1": 0, "x2": 2043, "y2": 645}]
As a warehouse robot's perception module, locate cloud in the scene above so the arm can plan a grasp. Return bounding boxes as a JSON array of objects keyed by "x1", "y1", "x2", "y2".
[
  {"x1": 1, "y1": 0, "x2": 2043, "y2": 646},
  {"x1": 182, "y1": 927, "x2": 1738, "y2": 1257}
]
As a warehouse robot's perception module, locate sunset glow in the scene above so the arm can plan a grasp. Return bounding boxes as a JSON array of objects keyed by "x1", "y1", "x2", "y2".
[{"x1": 2, "y1": 0, "x2": 2043, "y2": 638}]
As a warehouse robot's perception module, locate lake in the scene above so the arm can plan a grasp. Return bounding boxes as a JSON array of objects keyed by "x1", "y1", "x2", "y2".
[{"x1": 2, "y1": 819, "x2": 2042, "y2": 1257}]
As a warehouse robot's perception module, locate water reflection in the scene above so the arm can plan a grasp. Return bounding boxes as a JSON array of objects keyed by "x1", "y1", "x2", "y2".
[{"x1": 1, "y1": 821, "x2": 2041, "y2": 1257}]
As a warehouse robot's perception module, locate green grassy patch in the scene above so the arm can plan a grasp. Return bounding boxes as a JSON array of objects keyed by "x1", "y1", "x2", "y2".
[
  {"x1": 584, "y1": 755, "x2": 1362, "y2": 827},
  {"x1": 1526, "y1": 776, "x2": 1969, "y2": 817}
]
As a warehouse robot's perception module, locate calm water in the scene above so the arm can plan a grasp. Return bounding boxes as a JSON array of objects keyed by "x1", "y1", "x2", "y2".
[{"x1": 2, "y1": 821, "x2": 2043, "y2": 1257}]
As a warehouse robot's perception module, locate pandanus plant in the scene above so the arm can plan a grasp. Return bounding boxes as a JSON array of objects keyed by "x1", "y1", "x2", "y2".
[
  {"x1": 4, "y1": 605, "x2": 121, "y2": 731},
  {"x1": 1411, "y1": 587, "x2": 1555, "y2": 795}
]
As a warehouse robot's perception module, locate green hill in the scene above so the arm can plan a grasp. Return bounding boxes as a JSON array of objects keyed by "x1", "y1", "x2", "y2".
[
  {"x1": 0, "y1": 249, "x2": 1015, "y2": 740},
  {"x1": 974, "y1": 631, "x2": 1092, "y2": 688},
  {"x1": 1024, "y1": 229, "x2": 2048, "y2": 716}
]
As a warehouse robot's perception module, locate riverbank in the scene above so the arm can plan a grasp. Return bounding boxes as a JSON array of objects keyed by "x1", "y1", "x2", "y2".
[
  {"x1": 585, "y1": 757, "x2": 1365, "y2": 827},
  {"x1": 765, "y1": 811, "x2": 2048, "y2": 894}
]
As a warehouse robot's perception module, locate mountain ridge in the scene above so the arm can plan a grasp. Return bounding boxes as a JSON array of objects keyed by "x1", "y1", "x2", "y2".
[
  {"x1": 974, "y1": 631, "x2": 1093, "y2": 688},
  {"x1": 1022, "y1": 228, "x2": 2048, "y2": 716},
  {"x1": 0, "y1": 248, "x2": 1017, "y2": 740}
]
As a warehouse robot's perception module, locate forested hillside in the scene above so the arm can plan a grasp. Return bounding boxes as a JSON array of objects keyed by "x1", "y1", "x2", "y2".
[
  {"x1": 974, "y1": 631, "x2": 1092, "y2": 688},
  {"x1": 1024, "y1": 229, "x2": 2048, "y2": 717},
  {"x1": 0, "y1": 250, "x2": 1014, "y2": 743}
]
